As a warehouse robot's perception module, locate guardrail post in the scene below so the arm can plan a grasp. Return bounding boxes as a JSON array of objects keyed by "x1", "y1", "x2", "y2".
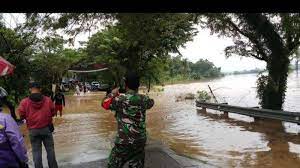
[
  {"x1": 252, "y1": 107, "x2": 261, "y2": 121},
  {"x1": 254, "y1": 117, "x2": 260, "y2": 121},
  {"x1": 223, "y1": 111, "x2": 229, "y2": 117},
  {"x1": 221, "y1": 103, "x2": 229, "y2": 117}
]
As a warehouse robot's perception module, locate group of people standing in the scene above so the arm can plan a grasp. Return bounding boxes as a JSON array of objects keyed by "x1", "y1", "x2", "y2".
[
  {"x1": 1, "y1": 71, "x2": 154, "y2": 168},
  {"x1": 0, "y1": 82, "x2": 65, "y2": 168},
  {"x1": 75, "y1": 83, "x2": 88, "y2": 96}
]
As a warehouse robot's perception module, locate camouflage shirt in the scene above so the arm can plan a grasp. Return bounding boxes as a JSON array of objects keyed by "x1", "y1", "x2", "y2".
[{"x1": 105, "y1": 89, "x2": 154, "y2": 145}]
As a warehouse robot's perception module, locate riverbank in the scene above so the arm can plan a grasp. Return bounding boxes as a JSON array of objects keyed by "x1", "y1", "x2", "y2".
[
  {"x1": 161, "y1": 75, "x2": 224, "y2": 86},
  {"x1": 138, "y1": 76, "x2": 224, "y2": 93}
]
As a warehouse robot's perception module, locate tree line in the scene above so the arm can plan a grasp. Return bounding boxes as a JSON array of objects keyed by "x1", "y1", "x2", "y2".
[
  {"x1": 1, "y1": 13, "x2": 300, "y2": 111},
  {"x1": 163, "y1": 56, "x2": 223, "y2": 83}
]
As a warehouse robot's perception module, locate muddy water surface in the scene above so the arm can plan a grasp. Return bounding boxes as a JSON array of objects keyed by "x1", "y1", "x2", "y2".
[{"x1": 21, "y1": 72, "x2": 300, "y2": 167}]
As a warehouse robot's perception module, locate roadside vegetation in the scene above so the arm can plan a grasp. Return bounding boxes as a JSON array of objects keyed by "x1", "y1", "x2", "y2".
[{"x1": 1, "y1": 13, "x2": 300, "y2": 110}]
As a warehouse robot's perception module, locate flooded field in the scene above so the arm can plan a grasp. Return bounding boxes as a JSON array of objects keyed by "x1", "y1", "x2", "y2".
[{"x1": 21, "y1": 72, "x2": 300, "y2": 167}]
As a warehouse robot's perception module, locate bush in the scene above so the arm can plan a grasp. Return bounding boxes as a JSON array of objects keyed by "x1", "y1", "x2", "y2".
[{"x1": 196, "y1": 90, "x2": 211, "y2": 101}]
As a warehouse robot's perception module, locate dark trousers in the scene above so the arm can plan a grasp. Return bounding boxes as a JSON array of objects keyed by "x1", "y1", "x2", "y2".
[
  {"x1": 108, "y1": 143, "x2": 145, "y2": 168},
  {"x1": 29, "y1": 127, "x2": 58, "y2": 168}
]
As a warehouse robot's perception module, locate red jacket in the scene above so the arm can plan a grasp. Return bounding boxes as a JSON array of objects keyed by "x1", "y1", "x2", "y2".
[{"x1": 18, "y1": 94, "x2": 55, "y2": 129}]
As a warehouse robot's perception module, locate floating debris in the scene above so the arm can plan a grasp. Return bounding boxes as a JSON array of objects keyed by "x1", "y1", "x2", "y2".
[{"x1": 175, "y1": 93, "x2": 195, "y2": 101}]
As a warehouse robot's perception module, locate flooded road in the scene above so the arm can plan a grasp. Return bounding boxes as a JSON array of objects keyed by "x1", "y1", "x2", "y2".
[{"x1": 22, "y1": 72, "x2": 300, "y2": 167}]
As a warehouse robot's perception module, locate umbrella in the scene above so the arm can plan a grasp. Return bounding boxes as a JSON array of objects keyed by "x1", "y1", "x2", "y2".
[{"x1": 0, "y1": 56, "x2": 15, "y2": 76}]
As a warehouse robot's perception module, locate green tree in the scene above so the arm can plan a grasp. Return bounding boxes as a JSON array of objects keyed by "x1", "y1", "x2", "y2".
[
  {"x1": 24, "y1": 13, "x2": 197, "y2": 80},
  {"x1": 0, "y1": 16, "x2": 84, "y2": 101},
  {"x1": 84, "y1": 25, "x2": 127, "y2": 86},
  {"x1": 167, "y1": 55, "x2": 192, "y2": 79},
  {"x1": 0, "y1": 24, "x2": 36, "y2": 103},
  {"x1": 31, "y1": 35, "x2": 83, "y2": 95},
  {"x1": 114, "y1": 13, "x2": 196, "y2": 72},
  {"x1": 197, "y1": 13, "x2": 300, "y2": 110},
  {"x1": 141, "y1": 57, "x2": 169, "y2": 91}
]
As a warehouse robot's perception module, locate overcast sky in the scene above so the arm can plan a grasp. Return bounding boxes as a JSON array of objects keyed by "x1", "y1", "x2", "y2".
[
  {"x1": 177, "y1": 26, "x2": 266, "y2": 72},
  {"x1": 3, "y1": 13, "x2": 267, "y2": 73}
]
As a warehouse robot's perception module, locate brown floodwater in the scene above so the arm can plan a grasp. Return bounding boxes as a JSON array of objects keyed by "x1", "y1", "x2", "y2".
[{"x1": 21, "y1": 72, "x2": 300, "y2": 167}]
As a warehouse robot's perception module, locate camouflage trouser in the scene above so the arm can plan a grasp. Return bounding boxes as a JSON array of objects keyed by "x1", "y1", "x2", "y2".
[{"x1": 107, "y1": 143, "x2": 145, "y2": 168}]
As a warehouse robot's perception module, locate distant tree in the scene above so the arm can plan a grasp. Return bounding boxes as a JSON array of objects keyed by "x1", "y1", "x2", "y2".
[
  {"x1": 168, "y1": 55, "x2": 190, "y2": 78},
  {"x1": 190, "y1": 59, "x2": 222, "y2": 79},
  {"x1": 232, "y1": 68, "x2": 265, "y2": 75},
  {"x1": 197, "y1": 13, "x2": 300, "y2": 110},
  {"x1": 166, "y1": 56, "x2": 222, "y2": 81},
  {"x1": 31, "y1": 35, "x2": 83, "y2": 95}
]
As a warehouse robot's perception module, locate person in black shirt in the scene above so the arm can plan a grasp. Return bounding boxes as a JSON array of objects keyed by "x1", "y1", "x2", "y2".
[
  {"x1": 53, "y1": 89, "x2": 65, "y2": 117},
  {"x1": 83, "y1": 85, "x2": 87, "y2": 95}
]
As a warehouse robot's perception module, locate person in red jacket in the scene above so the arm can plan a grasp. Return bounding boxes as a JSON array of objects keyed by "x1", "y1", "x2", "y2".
[{"x1": 18, "y1": 82, "x2": 58, "y2": 168}]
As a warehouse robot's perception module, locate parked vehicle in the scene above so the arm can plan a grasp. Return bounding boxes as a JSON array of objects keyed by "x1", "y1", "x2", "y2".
[
  {"x1": 99, "y1": 83, "x2": 110, "y2": 91},
  {"x1": 91, "y1": 81, "x2": 100, "y2": 91},
  {"x1": 61, "y1": 82, "x2": 70, "y2": 92},
  {"x1": 91, "y1": 81, "x2": 100, "y2": 87}
]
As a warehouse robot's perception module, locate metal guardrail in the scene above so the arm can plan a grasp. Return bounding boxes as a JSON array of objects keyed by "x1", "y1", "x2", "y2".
[{"x1": 196, "y1": 101, "x2": 300, "y2": 124}]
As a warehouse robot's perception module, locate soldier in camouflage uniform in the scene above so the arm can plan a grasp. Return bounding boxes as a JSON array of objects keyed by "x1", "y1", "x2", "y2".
[{"x1": 102, "y1": 71, "x2": 154, "y2": 168}]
